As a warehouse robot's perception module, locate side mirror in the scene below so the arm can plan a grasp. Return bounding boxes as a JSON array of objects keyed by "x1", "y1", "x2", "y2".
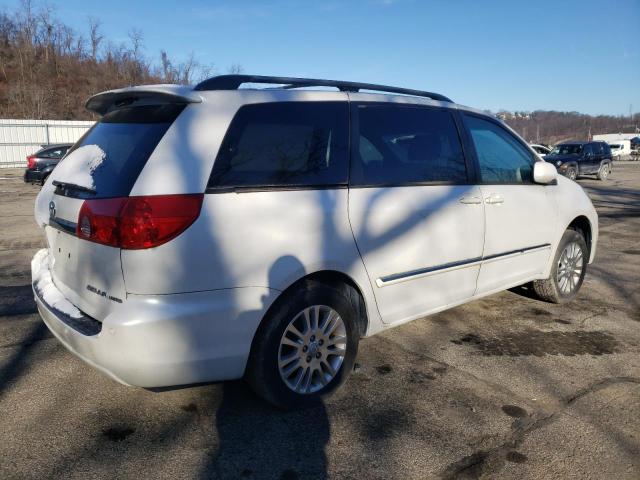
[{"x1": 533, "y1": 161, "x2": 557, "y2": 184}]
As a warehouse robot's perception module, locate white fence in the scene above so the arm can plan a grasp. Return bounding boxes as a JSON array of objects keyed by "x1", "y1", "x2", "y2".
[{"x1": 0, "y1": 119, "x2": 94, "y2": 168}]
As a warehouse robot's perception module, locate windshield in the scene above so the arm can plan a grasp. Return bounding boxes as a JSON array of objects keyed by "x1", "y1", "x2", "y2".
[
  {"x1": 55, "y1": 104, "x2": 184, "y2": 198},
  {"x1": 550, "y1": 144, "x2": 583, "y2": 155}
]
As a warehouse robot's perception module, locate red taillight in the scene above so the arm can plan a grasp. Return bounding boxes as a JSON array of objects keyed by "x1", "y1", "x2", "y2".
[
  {"x1": 27, "y1": 155, "x2": 36, "y2": 170},
  {"x1": 76, "y1": 194, "x2": 203, "y2": 249}
]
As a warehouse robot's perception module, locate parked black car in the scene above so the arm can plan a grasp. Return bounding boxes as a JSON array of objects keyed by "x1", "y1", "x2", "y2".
[
  {"x1": 23, "y1": 144, "x2": 72, "y2": 185},
  {"x1": 545, "y1": 141, "x2": 612, "y2": 181}
]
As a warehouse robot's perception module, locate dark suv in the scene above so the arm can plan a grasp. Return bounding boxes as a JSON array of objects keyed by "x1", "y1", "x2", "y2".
[
  {"x1": 24, "y1": 144, "x2": 72, "y2": 185},
  {"x1": 546, "y1": 141, "x2": 612, "y2": 181}
]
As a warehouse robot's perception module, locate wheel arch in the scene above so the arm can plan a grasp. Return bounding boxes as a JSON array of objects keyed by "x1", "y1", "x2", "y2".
[
  {"x1": 566, "y1": 161, "x2": 579, "y2": 170},
  {"x1": 567, "y1": 215, "x2": 593, "y2": 257},
  {"x1": 254, "y1": 269, "x2": 370, "y2": 344}
]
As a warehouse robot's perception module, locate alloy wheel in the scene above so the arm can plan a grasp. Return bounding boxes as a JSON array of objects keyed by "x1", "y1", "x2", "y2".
[
  {"x1": 278, "y1": 305, "x2": 347, "y2": 394},
  {"x1": 556, "y1": 241, "x2": 584, "y2": 294}
]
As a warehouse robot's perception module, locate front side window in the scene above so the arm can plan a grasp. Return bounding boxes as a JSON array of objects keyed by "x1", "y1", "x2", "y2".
[
  {"x1": 208, "y1": 102, "x2": 348, "y2": 189},
  {"x1": 351, "y1": 105, "x2": 468, "y2": 186},
  {"x1": 464, "y1": 114, "x2": 534, "y2": 183}
]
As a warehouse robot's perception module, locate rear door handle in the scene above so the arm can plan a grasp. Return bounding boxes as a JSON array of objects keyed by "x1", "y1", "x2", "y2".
[
  {"x1": 459, "y1": 196, "x2": 482, "y2": 205},
  {"x1": 485, "y1": 194, "x2": 504, "y2": 205}
]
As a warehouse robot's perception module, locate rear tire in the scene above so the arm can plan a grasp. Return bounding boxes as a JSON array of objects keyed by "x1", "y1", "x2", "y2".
[
  {"x1": 245, "y1": 279, "x2": 359, "y2": 409},
  {"x1": 596, "y1": 163, "x2": 610, "y2": 181},
  {"x1": 533, "y1": 229, "x2": 588, "y2": 303}
]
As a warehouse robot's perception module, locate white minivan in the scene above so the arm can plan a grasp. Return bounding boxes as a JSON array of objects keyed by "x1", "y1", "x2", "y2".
[{"x1": 32, "y1": 75, "x2": 598, "y2": 408}]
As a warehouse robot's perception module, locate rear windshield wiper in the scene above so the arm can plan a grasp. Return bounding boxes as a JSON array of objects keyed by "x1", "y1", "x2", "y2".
[{"x1": 52, "y1": 180, "x2": 96, "y2": 195}]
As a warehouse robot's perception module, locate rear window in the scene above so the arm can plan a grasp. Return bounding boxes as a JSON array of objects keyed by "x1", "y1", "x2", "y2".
[
  {"x1": 208, "y1": 102, "x2": 349, "y2": 190},
  {"x1": 56, "y1": 104, "x2": 184, "y2": 198}
]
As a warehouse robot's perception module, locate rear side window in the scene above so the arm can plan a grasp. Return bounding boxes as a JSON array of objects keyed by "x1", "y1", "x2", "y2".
[
  {"x1": 463, "y1": 114, "x2": 534, "y2": 183},
  {"x1": 208, "y1": 102, "x2": 349, "y2": 190},
  {"x1": 582, "y1": 144, "x2": 594, "y2": 156},
  {"x1": 351, "y1": 105, "x2": 468, "y2": 186},
  {"x1": 39, "y1": 146, "x2": 68, "y2": 159},
  {"x1": 58, "y1": 104, "x2": 184, "y2": 198}
]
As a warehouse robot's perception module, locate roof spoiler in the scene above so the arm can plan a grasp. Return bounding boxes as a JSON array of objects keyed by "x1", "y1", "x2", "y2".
[{"x1": 86, "y1": 86, "x2": 202, "y2": 115}]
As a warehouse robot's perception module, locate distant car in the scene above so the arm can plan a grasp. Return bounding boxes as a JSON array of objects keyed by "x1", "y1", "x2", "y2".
[
  {"x1": 530, "y1": 144, "x2": 551, "y2": 158},
  {"x1": 545, "y1": 141, "x2": 612, "y2": 181},
  {"x1": 608, "y1": 140, "x2": 631, "y2": 159},
  {"x1": 24, "y1": 144, "x2": 72, "y2": 185}
]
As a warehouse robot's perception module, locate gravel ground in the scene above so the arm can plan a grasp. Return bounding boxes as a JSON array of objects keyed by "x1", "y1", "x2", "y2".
[{"x1": 0, "y1": 165, "x2": 638, "y2": 480}]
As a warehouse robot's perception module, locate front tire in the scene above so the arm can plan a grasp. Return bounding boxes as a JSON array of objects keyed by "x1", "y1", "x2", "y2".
[
  {"x1": 533, "y1": 229, "x2": 588, "y2": 303},
  {"x1": 566, "y1": 166, "x2": 578, "y2": 181},
  {"x1": 245, "y1": 280, "x2": 359, "y2": 409}
]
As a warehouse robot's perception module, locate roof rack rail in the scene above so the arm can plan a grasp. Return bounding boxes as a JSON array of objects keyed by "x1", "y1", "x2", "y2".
[{"x1": 193, "y1": 75, "x2": 452, "y2": 102}]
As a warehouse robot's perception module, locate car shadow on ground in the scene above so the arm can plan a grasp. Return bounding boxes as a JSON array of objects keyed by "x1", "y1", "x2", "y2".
[{"x1": 199, "y1": 381, "x2": 330, "y2": 480}]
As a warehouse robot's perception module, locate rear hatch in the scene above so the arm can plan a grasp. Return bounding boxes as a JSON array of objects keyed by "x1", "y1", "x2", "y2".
[{"x1": 35, "y1": 103, "x2": 186, "y2": 321}]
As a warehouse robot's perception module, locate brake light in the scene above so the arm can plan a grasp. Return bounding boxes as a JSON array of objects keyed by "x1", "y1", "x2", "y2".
[
  {"x1": 27, "y1": 155, "x2": 36, "y2": 170},
  {"x1": 76, "y1": 194, "x2": 203, "y2": 249}
]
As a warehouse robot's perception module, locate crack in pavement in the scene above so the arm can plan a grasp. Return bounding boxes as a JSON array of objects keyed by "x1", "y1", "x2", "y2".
[{"x1": 440, "y1": 376, "x2": 640, "y2": 479}]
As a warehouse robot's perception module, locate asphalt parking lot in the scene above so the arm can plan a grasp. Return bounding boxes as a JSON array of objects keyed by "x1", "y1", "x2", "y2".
[{"x1": 0, "y1": 165, "x2": 638, "y2": 480}]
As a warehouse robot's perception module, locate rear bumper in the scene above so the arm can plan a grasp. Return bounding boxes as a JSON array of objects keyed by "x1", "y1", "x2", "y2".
[
  {"x1": 24, "y1": 169, "x2": 46, "y2": 183},
  {"x1": 34, "y1": 269, "x2": 277, "y2": 388}
]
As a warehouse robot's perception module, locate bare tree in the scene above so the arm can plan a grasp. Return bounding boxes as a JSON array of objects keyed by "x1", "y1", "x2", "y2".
[{"x1": 88, "y1": 17, "x2": 103, "y2": 60}]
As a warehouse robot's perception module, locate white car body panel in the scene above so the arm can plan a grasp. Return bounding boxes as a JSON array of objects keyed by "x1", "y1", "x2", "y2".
[
  {"x1": 349, "y1": 185, "x2": 485, "y2": 324},
  {"x1": 475, "y1": 184, "x2": 556, "y2": 293},
  {"x1": 121, "y1": 189, "x2": 383, "y2": 332}
]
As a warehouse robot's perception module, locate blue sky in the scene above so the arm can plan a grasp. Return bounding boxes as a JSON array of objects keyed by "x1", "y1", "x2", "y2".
[{"x1": 6, "y1": 0, "x2": 640, "y2": 115}]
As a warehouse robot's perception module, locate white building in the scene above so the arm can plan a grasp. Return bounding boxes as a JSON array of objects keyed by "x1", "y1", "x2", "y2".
[
  {"x1": 593, "y1": 132, "x2": 638, "y2": 143},
  {"x1": 0, "y1": 119, "x2": 94, "y2": 168}
]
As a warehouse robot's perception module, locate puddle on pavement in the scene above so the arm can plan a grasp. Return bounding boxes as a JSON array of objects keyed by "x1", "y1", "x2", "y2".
[
  {"x1": 502, "y1": 404, "x2": 528, "y2": 418},
  {"x1": 451, "y1": 330, "x2": 620, "y2": 356},
  {"x1": 376, "y1": 364, "x2": 393, "y2": 374},
  {"x1": 506, "y1": 451, "x2": 528, "y2": 463},
  {"x1": 102, "y1": 426, "x2": 135, "y2": 442}
]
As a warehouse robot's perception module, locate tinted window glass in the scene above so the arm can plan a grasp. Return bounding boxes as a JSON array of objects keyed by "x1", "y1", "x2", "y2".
[
  {"x1": 551, "y1": 144, "x2": 582, "y2": 155},
  {"x1": 58, "y1": 104, "x2": 184, "y2": 198},
  {"x1": 208, "y1": 102, "x2": 348, "y2": 189},
  {"x1": 582, "y1": 144, "x2": 594, "y2": 156},
  {"x1": 39, "y1": 146, "x2": 68, "y2": 159},
  {"x1": 351, "y1": 105, "x2": 467, "y2": 185},
  {"x1": 464, "y1": 115, "x2": 534, "y2": 183}
]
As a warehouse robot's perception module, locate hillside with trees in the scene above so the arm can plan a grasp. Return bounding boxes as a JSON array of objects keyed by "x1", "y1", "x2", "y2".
[
  {"x1": 501, "y1": 110, "x2": 640, "y2": 145},
  {"x1": 0, "y1": 1, "x2": 238, "y2": 120},
  {"x1": 0, "y1": 1, "x2": 638, "y2": 146}
]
